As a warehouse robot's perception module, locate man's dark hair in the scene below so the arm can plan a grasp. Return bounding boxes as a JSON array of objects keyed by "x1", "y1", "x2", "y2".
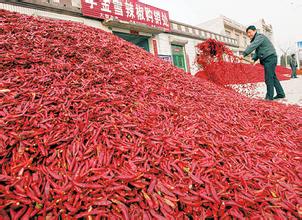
[
  {"x1": 291, "y1": 54, "x2": 296, "y2": 57},
  {"x1": 246, "y1": 25, "x2": 257, "y2": 32}
]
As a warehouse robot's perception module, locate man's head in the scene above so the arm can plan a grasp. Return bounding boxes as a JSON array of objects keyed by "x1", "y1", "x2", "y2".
[
  {"x1": 292, "y1": 54, "x2": 296, "y2": 57},
  {"x1": 246, "y1": 25, "x2": 257, "y2": 40}
]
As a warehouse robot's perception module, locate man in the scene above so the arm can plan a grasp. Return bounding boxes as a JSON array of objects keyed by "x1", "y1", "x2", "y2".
[
  {"x1": 290, "y1": 54, "x2": 298, "y2": 78},
  {"x1": 241, "y1": 25, "x2": 285, "y2": 100}
]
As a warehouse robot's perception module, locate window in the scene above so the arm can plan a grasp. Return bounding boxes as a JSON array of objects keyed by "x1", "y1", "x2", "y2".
[{"x1": 171, "y1": 23, "x2": 177, "y2": 30}]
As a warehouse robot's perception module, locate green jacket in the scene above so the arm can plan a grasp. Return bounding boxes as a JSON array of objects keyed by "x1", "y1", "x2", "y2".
[{"x1": 243, "y1": 32, "x2": 276, "y2": 62}]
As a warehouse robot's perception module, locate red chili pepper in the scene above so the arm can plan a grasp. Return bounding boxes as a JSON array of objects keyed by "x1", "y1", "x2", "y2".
[
  {"x1": 147, "y1": 178, "x2": 157, "y2": 194},
  {"x1": 149, "y1": 209, "x2": 166, "y2": 220},
  {"x1": 155, "y1": 181, "x2": 175, "y2": 197},
  {"x1": 117, "y1": 202, "x2": 130, "y2": 220},
  {"x1": 74, "y1": 210, "x2": 108, "y2": 218},
  {"x1": 11, "y1": 206, "x2": 27, "y2": 220},
  {"x1": 0, "y1": 209, "x2": 10, "y2": 220},
  {"x1": 106, "y1": 185, "x2": 131, "y2": 192}
]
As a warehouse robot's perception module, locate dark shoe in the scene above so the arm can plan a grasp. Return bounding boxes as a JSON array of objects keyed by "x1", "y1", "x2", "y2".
[
  {"x1": 273, "y1": 94, "x2": 285, "y2": 99},
  {"x1": 265, "y1": 97, "x2": 273, "y2": 101}
]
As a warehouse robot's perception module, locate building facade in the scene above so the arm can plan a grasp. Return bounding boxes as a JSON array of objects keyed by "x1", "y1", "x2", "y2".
[
  {"x1": 198, "y1": 15, "x2": 249, "y2": 56},
  {"x1": 254, "y1": 19, "x2": 274, "y2": 43},
  {"x1": 0, "y1": 0, "x2": 238, "y2": 74},
  {"x1": 157, "y1": 20, "x2": 238, "y2": 73}
]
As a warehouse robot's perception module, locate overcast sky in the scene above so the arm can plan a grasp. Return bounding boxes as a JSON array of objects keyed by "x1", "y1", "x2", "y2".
[{"x1": 141, "y1": 0, "x2": 302, "y2": 55}]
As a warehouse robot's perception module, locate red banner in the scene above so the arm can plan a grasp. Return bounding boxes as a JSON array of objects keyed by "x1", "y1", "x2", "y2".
[
  {"x1": 81, "y1": 0, "x2": 171, "y2": 32},
  {"x1": 152, "y1": 39, "x2": 158, "y2": 56}
]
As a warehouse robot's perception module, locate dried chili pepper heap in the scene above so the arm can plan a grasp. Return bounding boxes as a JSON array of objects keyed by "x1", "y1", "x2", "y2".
[
  {"x1": 195, "y1": 39, "x2": 290, "y2": 95},
  {"x1": 0, "y1": 10, "x2": 302, "y2": 219}
]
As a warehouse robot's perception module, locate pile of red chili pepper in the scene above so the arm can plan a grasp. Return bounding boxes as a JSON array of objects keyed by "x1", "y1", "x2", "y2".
[
  {"x1": 1, "y1": 10, "x2": 302, "y2": 219},
  {"x1": 195, "y1": 39, "x2": 291, "y2": 86}
]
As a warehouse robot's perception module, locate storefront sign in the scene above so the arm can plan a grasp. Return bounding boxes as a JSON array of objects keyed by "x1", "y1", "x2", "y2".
[
  {"x1": 129, "y1": 30, "x2": 139, "y2": 35},
  {"x1": 174, "y1": 48, "x2": 180, "y2": 53},
  {"x1": 81, "y1": 0, "x2": 171, "y2": 31},
  {"x1": 158, "y1": 55, "x2": 172, "y2": 63}
]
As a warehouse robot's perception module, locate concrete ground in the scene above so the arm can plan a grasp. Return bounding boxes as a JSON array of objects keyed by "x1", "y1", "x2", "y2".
[{"x1": 252, "y1": 75, "x2": 302, "y2": 106}]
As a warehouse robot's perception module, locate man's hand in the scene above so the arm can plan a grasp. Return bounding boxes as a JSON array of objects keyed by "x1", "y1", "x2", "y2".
[{"x1": 239, "y1": 55, "x2": 244, "y2": 60}]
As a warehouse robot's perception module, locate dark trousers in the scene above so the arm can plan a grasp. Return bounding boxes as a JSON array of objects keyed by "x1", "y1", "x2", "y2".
[
  {"x1": 263, "y1": 55, "x2": 285, "y2": 100},
  {"x1": 291, "y1": 67, "x2": 297, "y2": 78}
]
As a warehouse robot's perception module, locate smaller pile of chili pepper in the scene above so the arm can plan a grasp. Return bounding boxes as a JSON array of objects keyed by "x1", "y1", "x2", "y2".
[{"x1": 195, "y1": 39, "x2": 291, "y2": 87}]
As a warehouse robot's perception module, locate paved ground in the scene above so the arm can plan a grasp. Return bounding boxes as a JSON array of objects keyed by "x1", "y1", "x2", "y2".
[{"x1": 252, "y1": 75, "x2": 302, "y2": 106}]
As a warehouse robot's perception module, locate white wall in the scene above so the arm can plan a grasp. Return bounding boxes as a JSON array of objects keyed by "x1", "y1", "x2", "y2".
[
  {"x1": 184, "y1": 38, "x2": 201, "y2": 74},
  {"x1": 156, "y1": 33, "x2": 172, "y2": 56},
  {"x1": 197, "y1": 17, "x2": 224, "y2": 35}
]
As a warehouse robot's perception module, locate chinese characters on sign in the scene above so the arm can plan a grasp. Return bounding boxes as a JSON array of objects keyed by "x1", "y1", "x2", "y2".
[
  {"x1": 158, "y1": 55, "x2": 173, "y2": 64},
  {"x1": 81, "y1": 0, "x2": 171, "y2": 31}
]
